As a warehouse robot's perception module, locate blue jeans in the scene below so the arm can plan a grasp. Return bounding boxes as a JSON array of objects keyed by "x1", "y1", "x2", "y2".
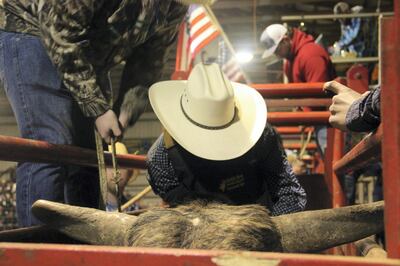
[
  {"x1": 315, "y1": 126, "x2": 327, "y2": 157},
  {"x1": 0, "y1": 31, "x2": 99, "y2": 226}
]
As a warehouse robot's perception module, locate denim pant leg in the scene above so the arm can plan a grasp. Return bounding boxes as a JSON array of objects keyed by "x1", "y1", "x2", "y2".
[
  {"x1": 0, "y1": 31, "x2": 98, "y2": 226},
  {"x1": 314, "y1": 126, "x2": 327, "y2": 157}
]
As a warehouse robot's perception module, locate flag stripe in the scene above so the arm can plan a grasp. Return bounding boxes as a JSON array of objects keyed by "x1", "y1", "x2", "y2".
[
  {"x1": 225, "y1": 63, "x2": 240, "y2": 78},
  {"x1": 231, "y1": 71, "x2": 243, "y2": 81},
  {"x1": 192, "y1": 30, "x2": 220, "y2": 56},
  {"x1": 222, "y1": 56, "x2": 244, "y2": 82},
  {"x1": 189, "y1": 6, "x2": 205, "y2": 23},
  {"x1": 180, "y1": 5, "x2": 222, "y2": 70},
  {"x1": 189, "y1": 11, "x2": 206, "y2": 26},
  {"x1": 190, "y1": 27, "x2": 219, "y2": 53},
  {"x1": 190, "y1": 21, "x2": 216, "y2": 41},
  {"x1": 190, "y1": 16, "x2": 211, "y2": 36}
]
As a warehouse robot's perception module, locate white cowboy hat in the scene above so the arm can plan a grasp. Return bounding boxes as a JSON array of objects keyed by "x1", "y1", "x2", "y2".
[
  {"x1": 149, "y1": 63, "x2": 267, "y2": 161},
  {"x1": 260, "y1": 24, "x2": 287, "y2": 59}
]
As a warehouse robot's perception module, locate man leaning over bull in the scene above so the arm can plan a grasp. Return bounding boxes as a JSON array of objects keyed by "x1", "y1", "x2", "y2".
[
  {"x1": 146, "y1": 63, "x2": 307, "y2": 215},
  {"x1": 0, "y1": 0, "x2": 210, "y2": 227}
]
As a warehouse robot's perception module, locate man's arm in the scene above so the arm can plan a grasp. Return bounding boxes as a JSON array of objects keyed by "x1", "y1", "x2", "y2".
[
  {"x1": 146, "y1": 135, "x2": 181, "y2": 200},
  {"x1": 116, "y1": 4, "x2": 187, "y2": 128},
  {"x1": 39, "y1": 1, "x2": 110, "y2": 117},
  {"x1": 262, "y1": 126, "x2": 307, "y2": 215},
  {"x1": 338, "y1": 18, "x2": 361, "y2": 47},
  {"x1": 345, "y1": 86, "x2": 381, "y2": 132},
  {"x1": 324, "y1": 81, "x2": 380, "y2": 132}
]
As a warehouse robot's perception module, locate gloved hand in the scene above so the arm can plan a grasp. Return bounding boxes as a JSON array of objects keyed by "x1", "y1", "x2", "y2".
[
  {"x1": 95, "y1": 109, "x2": 122, "y2": 144},
  {"x1": 323, "y1": 81, "x2": 369, "y2": 131}
]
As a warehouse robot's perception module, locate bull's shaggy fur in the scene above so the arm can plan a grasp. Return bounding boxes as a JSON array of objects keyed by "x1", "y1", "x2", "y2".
[{"x1": 128, "y1": 201, "x2": 282, "y2": 251}]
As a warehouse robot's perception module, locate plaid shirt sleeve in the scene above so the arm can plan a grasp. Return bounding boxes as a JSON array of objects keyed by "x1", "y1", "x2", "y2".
[
  {"x1": 146, "y1": 134, "x2": 180, "y2": 199},
  {"x1": 261, "y1": 125, "x2": 307, "y2": 215},
  {"x1": 345, "y1": 86, "x2": 381, "y2": 132}
]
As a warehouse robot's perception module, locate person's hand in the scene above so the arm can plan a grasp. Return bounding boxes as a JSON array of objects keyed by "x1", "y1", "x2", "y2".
[
  {"x1": 323, "y1": 81, "x2": 369, "y2": 131},
  {"x1": 95, "y1": 110, "x2": 122, "y2": 144}
]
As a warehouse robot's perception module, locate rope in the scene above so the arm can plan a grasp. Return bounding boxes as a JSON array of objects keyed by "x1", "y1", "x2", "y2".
[{"x1": 95, "y1": 131, "x2": 108, "y2": 210}]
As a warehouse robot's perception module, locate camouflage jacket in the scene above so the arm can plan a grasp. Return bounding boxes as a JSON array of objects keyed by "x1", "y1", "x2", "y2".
[{"x1": 0, "y1": 0, "x2": 186, "y2": 117}]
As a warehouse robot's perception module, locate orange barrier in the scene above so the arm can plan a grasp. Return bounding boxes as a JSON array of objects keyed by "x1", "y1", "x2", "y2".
[
  {"x1": 0, "y1": 135, "x2": 147, "y2": 169},
  {"x1": 252, "y1": 82, "x2": 327, "y2": 98},
  {"x1": 268, "y1": 111, "x2": 330, "y2": 126},
  {"x1": 334, "y1": 126, "x2": 382, "y2": 176}
]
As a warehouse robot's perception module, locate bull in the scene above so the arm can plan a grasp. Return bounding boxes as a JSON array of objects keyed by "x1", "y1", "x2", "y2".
[{"x1": 2, "y1": 199, "x2": 382, "y2": 253}]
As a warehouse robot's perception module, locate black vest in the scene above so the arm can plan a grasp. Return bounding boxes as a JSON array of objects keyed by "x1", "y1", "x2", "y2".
[{"x1": 164, "y1": 130, "x2": 272, "y2": 209}]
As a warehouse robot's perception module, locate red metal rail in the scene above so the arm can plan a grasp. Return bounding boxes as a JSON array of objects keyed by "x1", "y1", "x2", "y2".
[
  {"x1": 1, "y1": 243, "x2": 399, "y2": 266},
  {"x1": 268, "y1": 112, "x2": 330, "y2": 126},
  {"x1": 266, "y1": 98, "x2": 332, "y2": 108},
  {"x1": 332, "y1": 128, "x2": 346, "y2": 208},
  {"x1": 252, "y1": 82, "x2": 328, "y2": 98},
  {"x1": 284, "y1": 143, "x2": 318, "y2": 150},
  {"x1": 0, "y1": 135, "x2": 147, "y2": 169},
  {"x1": 276, "y1": 127, "x2": 313, "y2": 135},
  {"x1": 324, "y1": 128, "x2": 347, "y2": 255},
  {"x1": 381, "y1": 8, "x2": 400, "y2": 258},
  {"x1": 325, "y1": 128, "x2": 346, "y2": 209},
  {"x1": 334, "y1": 126, "x2": 382, "y2": 176}
]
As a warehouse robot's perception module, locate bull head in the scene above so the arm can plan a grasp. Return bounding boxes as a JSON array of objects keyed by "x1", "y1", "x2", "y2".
[{"x1": 22, "y1": 200, "x2": 384, "y2": 253}]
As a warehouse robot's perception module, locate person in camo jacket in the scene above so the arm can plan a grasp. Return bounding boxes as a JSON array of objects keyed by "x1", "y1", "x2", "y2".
[{"x1": 0, "y1": 0, "x2": 194, "y2": 226}]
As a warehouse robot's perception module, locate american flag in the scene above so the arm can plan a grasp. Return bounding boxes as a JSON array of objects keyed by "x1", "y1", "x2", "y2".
[
  {"x1": 222, "y1": 57, "x2": 244, "y2": 82},
  {"x1": 175, "y1": 5, "x2": 220, "y2": 72},
  {"x1": 218, "y1": 39, "x2": 244, "y2": 82},
  {"x1": 188, "y1": 5, "x2": 220, "y2": 61},
  {"x1": 173, "y1": 5, "x2": 246, "y2": 83}
]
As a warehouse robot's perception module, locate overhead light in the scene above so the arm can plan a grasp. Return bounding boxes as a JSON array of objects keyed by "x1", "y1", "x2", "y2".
[{"x1": 235, "y1": 51, "x2": 253, "y2": 64}]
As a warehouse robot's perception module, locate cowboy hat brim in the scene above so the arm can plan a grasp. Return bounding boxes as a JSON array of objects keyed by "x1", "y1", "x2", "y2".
[{"x1": 149, "y1": 81, "x2": 267, "y2": 161}]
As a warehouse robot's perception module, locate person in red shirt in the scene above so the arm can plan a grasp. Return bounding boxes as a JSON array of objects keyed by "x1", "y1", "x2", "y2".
[
  {"x1": 260, "y1": 24, "x2": 336, "y2": 156},
  {"x1": 260, "y1": 24, "x2": 336, "y2": 83}
]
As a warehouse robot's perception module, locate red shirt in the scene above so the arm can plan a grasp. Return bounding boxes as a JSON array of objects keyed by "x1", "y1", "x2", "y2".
[{"x1": 284, "y1": 29, "x2": 336, "y2": 83}]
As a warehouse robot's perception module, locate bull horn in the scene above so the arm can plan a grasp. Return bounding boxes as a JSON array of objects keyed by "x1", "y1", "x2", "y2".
[
  {"x1": 32, "y1": 200, "x2": 137, "y2": 246},
  {"x1": 271, "y1": 201, "x2": 384, "y2": 253}
]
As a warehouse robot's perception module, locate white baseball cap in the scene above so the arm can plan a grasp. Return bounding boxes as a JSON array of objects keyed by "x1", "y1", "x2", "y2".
[
  {"x1": 149, "y1": 63, "x2": 267, "y2": 161},
  {"x1": 260, "y1": 24, "x2": 288, "y2": 59}
]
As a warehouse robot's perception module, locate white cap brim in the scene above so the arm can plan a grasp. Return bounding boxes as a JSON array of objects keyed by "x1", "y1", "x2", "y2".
[{"x1": 262, "y1": 44, "x2": 279, "y2": 59}]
